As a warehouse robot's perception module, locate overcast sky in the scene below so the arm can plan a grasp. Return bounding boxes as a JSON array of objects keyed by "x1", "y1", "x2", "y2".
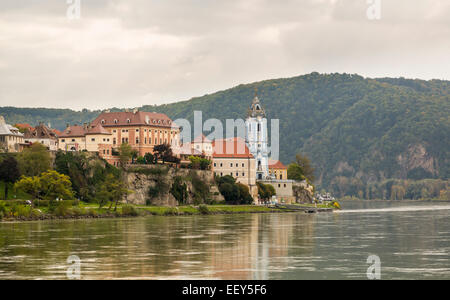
[{"x1": 0, "y1": 0, "x2": 449, "y2": 110}]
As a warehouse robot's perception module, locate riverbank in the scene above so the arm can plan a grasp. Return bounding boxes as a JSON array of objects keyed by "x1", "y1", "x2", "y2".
[{"x1": 0, "y1": 203, "x2": 335, "y2": 223}]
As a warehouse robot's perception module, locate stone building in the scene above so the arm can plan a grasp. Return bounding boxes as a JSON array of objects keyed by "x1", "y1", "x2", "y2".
[
  {"x1": 212, "y1": 137, "x2": 258, "y2": 199},
  {"x1": 90, "y1": 109, "x2": 180, "y2": 158},
  {"x1": 0, "y1": 116, "x2": 25, "y2": 153},
  {"x1": 24, "y1": 123, "x2": 58, "y2": 151}
]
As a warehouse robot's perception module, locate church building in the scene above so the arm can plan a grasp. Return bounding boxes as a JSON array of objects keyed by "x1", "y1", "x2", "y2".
[{"x1": 245, "y1": 91, "x2": 270, "y2": 180}]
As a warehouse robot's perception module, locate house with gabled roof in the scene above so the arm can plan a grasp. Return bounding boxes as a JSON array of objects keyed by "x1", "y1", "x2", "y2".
[{"x1": 0, "y1": 116, "x2": 25, "y2": 153}]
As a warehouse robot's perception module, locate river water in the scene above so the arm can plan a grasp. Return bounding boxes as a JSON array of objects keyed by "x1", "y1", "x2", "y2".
[{"x1": 0, "y1": 200, "x2": 449, "y2": 280}]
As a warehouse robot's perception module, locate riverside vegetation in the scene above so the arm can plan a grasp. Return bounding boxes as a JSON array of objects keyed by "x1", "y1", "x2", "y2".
[{"x1": 0, "y1": 142, "x2": 320, "y2": 222}]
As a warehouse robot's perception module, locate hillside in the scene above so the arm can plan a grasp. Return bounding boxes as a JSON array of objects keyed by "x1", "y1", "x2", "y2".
[{"x1": 1, "y1": 73, "x2": 449, "y2": 192}]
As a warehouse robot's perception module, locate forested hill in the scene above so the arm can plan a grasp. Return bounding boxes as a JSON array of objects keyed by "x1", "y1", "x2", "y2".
[{"x1": 1, "y1": 73, "x2": 449, "y2": 190}]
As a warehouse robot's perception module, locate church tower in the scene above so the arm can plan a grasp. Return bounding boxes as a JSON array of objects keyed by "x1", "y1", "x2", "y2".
[{"x1": 246, "y1": 89, "x2": 270, "y2": 180}]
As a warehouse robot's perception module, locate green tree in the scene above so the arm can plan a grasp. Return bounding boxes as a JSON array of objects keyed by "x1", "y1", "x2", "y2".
[
  {"x1": 257, "y1": 182, "x2": 276, "y2": 201},
  {"x1": 144, "y1": 152, "x2": 155, "y2": 164},
  {"x1": 96, "y1": 174, "x2": 130, "y2": 211},
  {"x1": 14, "y1": 175, "x2": 41, "y2": 201},
  {"x1": 119, "y1": 143, "x2": 133, "y2": 168},
  {"x1": 0, "y1": 156, "x2": 21, "y2": 199},
  {"x1": 17, "y1": 143, "x2": 52, "y2": 177},
  {"x1": 287, "y1": 163, "x2": 305, "y2": 181},
  {"x1": 294, "y1": 153, "x2": 315, "y2": 182},
  {"x1": 38, "y1": 170, "x2": 74, "y2": 200}
]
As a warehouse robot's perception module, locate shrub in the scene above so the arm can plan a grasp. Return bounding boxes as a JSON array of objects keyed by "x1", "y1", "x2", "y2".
[
  {"x1": 88, "y1": 209, "x2": 98, "y2": 217},
  {"x1": 11, "y1": 205, "x2": 32, "y2": 218},
  {"x1": 122, "y1": 204, "x2": 138, "y2": 216},
  {"x1": 198, "y1": 204, "x2": 210, "y2": 215},
  {"x1": 0, "y1": 201, "x2": 7, "y2": 215},
  {"x1": 54, "y1": 201, "x2": 72, "y2": 217},
  {"x1": 72, "y1": 207, "x2": 87, "y2": 216}
]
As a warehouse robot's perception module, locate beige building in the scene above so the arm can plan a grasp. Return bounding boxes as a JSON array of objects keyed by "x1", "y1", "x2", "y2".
[
  {"x1": 212, "y1": 137, "x2": 258, "y2": 201},
  {"x1": 259, "y1": 179, "x2": 296, "y2": 204},
  {"x1": 58, "y1": 123, "x2": 113, "y2": 161},
  {"x1": 0, "y1": 116, "x2": 25, "y2": 153}
]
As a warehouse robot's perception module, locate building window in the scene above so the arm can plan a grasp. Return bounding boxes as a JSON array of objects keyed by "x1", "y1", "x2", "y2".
[
  {"x1": 242, "y1": 163, "x2": 245, "y2": 167},
  {"x1": 230, "y1": 163, "x2": 233, "y2": 167},
  {"x1": 113, "y1": 130, "x2": 116, "y2": 133},
  {"x1": 220, "y1": 163, "x2": 223, "y2": 167},
  {"x1": 136, "y1": 129, "x2": 139, "y2": 132},
  {"x1": 242, "y1": 173, "x2": 245, "y2": 176},
  {"x1": 61, "y1": 139, "x2": 65, "y2": 142},
  {"x1": 91, "y1": 138, "x2": 95, "y2": 142},
  {"x1": 258, "y1": 123, "x2": 261, "y2": 131},
  {"x1": 236, "y1": 172, "x2": 239, "y2": 177},
  {"x1": 144, "y1": 137, "x2": 147, "y2": 144},
  {"x1": 214, "y1": 163, "x2": 216, "y2": 167},
  {"x1": 113, "y1": 138, "x2": 116, "y2": 145},
  {"x1": 114, "y1": 119, "x2": 118, "y2": 124},
  {"x1": 72, "y1": 139, "x2": 75, "y2": 142},
  {"x1": 136, "y1": 138, "x2": 139, "y2": 144}
]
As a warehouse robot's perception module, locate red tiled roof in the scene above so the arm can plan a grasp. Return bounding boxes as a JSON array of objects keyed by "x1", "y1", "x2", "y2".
[
  {"x1": 52, "y1": 129, "x2": 63, "y2": 136},
  {"x1": 91, "y1": 111, "x2": 174, "y2": 128},
  {"x1": 212, "y1": 137, "x2": 253, "y2": 158},
  {"x1": 59, "y1": 124, "x2": 111, "y2": 138},
  {"x1": 85, "y1": 124, "x2": 111, "y2": 135},
  {"x1": 269, "y1": 160, "x2": 287, "y2": 169},
  {"x1": 193, "y1": 134, "x2": 212, "y2": 143},
  {"x1": 15, "y1": 123, "x2": 34, "y2": 131}
]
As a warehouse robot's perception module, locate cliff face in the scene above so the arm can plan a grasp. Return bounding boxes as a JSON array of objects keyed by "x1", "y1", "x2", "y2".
[
  {"x1": 124, "y1": 166, "x2": 224, "y2": 206},
  {"x1": 292, "y1": 181, "x2": 315, "y2": 204}
]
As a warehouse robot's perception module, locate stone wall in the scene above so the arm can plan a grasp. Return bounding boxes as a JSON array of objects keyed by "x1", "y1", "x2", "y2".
[
  {"x1": 292, "y1": 180, "x2": 315, "y2": 204},
  {"x1": 124, "y1": 165, "x2": 224, "y2": 206}
]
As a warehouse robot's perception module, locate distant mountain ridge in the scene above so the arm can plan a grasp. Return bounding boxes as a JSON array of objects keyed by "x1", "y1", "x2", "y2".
[{"x1": 1, "y1": 72, "x2": 449, "y2": 189}]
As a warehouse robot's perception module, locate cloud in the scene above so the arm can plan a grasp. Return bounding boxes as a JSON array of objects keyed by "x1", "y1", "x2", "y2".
[{"x1": 0, "y1": 0, "x2": 449, "y2": 110}]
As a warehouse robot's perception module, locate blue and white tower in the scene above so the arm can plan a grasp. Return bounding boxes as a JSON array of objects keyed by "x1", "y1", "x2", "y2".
[{"x1": 246, "y1": 90, "x2": 270, "y2": 180}]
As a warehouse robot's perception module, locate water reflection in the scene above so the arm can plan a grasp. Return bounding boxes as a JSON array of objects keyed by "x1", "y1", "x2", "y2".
[{"x1": 0, "y1": 201, "x2": 449, "y2": 279}]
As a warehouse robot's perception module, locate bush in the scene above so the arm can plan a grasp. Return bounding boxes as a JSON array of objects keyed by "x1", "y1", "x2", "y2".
[
  {"x1": 0, "y1": 200, "x2": 7, "y2": 215},
  {"x1": 11, "y1": 205, "x2": 32, "y2": 218},
  {"x1": 54, "y1": 201, "x2": 72, "y2": 217},
  {"x1": 121, "y1": 204, "x2": 138, "y2": 216},
  {"x1": 72, "y1": 207, "x2": 87, "y2": 216},
  {"x1": 88, "y1": 209, "x2": 98, "y2": 217},
  {"x1": 198, "y1": 204, "x2": 210, "y2": 215}
]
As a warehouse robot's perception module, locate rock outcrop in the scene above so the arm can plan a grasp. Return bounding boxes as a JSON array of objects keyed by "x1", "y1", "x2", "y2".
[{"x1": 124, "y1": 165, "x2": 224, "y2": 206}]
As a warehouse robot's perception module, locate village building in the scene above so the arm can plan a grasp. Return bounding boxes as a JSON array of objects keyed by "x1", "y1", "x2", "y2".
[
  {"x1": 90, "y1": 109, "x2": 180, "y2": 158},
  {"x1": 269, "y1": 160, "x2": 288, "y2": 180},
  {"x1": 24, "y1": 123, "x2": 59, "y2": 151},
  {"x1": 212, "y1": 137, "x2": 258, "y2": 199},
  {"x1": 173, "y1": 134, "x2": 213, "y2": 165},
  {"x1": 0, "y1": 116, "x2": 26, "y2": 153},
  {"x1": 58, "y1": 123, "x2": 113, "y2": 161}
]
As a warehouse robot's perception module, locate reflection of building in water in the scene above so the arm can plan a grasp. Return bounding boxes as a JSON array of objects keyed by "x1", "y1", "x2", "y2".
[{"x1": 81, "y1": 214, "x2": 315, "y2": 280}]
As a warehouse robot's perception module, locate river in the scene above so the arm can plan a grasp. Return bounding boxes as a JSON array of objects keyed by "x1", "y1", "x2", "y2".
[{"x1": 0, "y1": 200, "x2": 449, "y2": 279}]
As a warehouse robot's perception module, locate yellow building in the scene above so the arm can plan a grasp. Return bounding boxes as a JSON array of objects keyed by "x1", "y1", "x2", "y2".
[{"x1": 269, "y1": 160, "x2": 288, "y2": 180}]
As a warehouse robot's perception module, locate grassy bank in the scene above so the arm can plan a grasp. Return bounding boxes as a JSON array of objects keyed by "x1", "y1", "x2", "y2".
[{"x1": 0, "y1": 201, "x2": 297, "y2": 222}]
